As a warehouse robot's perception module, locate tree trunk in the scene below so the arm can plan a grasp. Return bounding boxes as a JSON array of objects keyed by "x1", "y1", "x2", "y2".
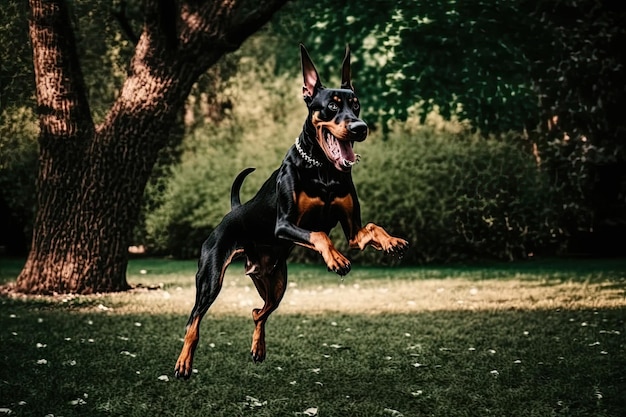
[{"x1": 16, "y1": 0, "x2": 288, "y2": 294}]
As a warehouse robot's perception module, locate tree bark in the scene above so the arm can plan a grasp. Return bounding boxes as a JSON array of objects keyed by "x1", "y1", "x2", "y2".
[{"x1": 16, "y1": 0, "x2": 288, "y2": 294}]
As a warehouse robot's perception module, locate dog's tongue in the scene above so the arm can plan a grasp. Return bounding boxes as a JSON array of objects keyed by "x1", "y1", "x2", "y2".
[
  {"x1": 339, "y1": 140, "x2": 355, "y2": 163},
  {"x1": 326, "y1": 132, "x2": 356, "y2": 169}
]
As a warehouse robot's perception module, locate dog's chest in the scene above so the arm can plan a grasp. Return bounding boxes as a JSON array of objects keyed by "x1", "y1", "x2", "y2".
[{"x1": 295, "y1": 176, "x2": 352, "y2": 229}]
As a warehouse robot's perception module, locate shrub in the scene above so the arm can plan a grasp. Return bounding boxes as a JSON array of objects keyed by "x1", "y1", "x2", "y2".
[
  {"x1": 347, "y1": 125, "x2": 565, "y2": 263},
  {"x1": 0, "y1": 107, "x2": 38, "y2": 254}
]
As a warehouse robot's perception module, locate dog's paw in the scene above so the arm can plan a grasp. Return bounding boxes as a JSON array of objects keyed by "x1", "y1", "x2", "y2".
[
  {"x1": 251, "y1": 342, "x2": 266, "y2": 363},
  {"x1": 384, "y1": 237, "x2": 409, "y2": 258},
  {"x1": 325, "y1": 249, "x2": 351, "y2": 276},
  {"x1": 174, "y1": 355, "x2": 193, "y2": 380},
  {"x1": 321, "y1": 245, "x2": 351, "y2": 275}
]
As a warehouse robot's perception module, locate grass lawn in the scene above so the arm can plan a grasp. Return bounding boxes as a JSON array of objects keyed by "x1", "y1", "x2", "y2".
[{"x1": 0, "y1": 257, "x2": 625, "y2": 416}]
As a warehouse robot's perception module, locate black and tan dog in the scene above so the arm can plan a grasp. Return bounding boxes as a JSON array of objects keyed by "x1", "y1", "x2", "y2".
[{"x1": 174, "y1": 44, "x2": 408, "y2": 379}]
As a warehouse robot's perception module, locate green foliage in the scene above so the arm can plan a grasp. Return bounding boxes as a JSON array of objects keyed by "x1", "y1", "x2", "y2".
[
  {"x1": 528, "y1": 1, "x2": 626, "y2": 149},
  {"x1": 0, "y1": 107, "x2": 38, "y2": 253},
  {"x1": 273, "y1": 0, "x2": 540, "y2": 133}
]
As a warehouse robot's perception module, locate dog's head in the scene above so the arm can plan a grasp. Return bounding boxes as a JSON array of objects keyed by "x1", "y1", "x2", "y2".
[{"x1": 301, "y1": 44, "x2": 368, "y2": 172}]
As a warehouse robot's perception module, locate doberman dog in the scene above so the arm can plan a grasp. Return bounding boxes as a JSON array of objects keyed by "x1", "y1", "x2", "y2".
[{"x1": 174, "y1": 44, "x2": 408, "y2": 379}]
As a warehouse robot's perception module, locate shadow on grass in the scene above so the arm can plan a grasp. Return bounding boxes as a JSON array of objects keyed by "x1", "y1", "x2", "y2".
[{"x1": 1, "y1": 296, "x2": 624, "y2": 417}]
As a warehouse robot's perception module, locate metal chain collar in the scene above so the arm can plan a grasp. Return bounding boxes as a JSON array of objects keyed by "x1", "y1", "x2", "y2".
[{"x1": 295, "y1": 137, "x2": 324, "y2": 167}]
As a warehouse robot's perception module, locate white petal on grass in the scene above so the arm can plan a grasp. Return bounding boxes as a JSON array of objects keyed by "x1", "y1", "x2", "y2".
[
  {"x1": 36, "y1": 359, "x2": 48, "y2": 365},
  {"x1": 87, "y1": 320, "x2": 93, "y2": 325},
  {"x1": 120, "y1": 351, "x2": 137, "y2": 358},
  {"x1": 600, "y1": 351, "x2": 608, "y2": 355},
  {"x1": 513, "y1": 359, "x2": 522, "y2": 364},
  {"x1": 157, "y1": 375, "x2": 170, "y2": 382},
  {"x1": 134, "y1": 322, "x2": 142, "y2": 327},
  {"x1": 303, "y1": 407, "x2": 318, "y2": 416},
  {"x1": 383, "y1": 408, "x2": 404, "y2": 416},
  {"x1": 11, "y1": 332, "x2": 17, "y2": 336},
  {"x1": 17, "y1": 402, "x2": 26, "y2": 406},
  {"x1": 242, "y1": 396, "x2": 266, "y2": 409},
  {"x1": 468, "y1": 347, "x2": 476, "y2": 351},
  {"x1": 411, "y1": 390, "x2": 423, "y2": 396},
  {"x1": 490, "y1": 370, "x2": 499, "y2": 377},
  {"x1": 36, "y1": 343, "x2": 47, "y2": 348},
  {"x1": 588, "y1": 341, "x2": 600, "y2": 347},
  {"x1": 9, "y1": 314, "x2": 17, "y2": 318},
  {"x1": 68, "y1": 398, "x2": 86, "y2": 406},
  {"x1": 0, "y1": 408, "x2": 12, "y2": 414},
  {"x1": 310, "y1": 368, "x2": 321, "y2": 374},
  {"x1": 37, "y1": 318, "x2": 44, "y2": 323},
  {"x1": 487, "y1": 349, "x2": 496, "y2": 354}
]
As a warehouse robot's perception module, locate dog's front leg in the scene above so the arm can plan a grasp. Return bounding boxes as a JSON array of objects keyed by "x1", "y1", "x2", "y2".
[
  {"x1": 338, "y1": 189, "x2": 409, "y2": 256},
  {"x1": 274, "y1": 166, "x2": 351, "y2": 275}
]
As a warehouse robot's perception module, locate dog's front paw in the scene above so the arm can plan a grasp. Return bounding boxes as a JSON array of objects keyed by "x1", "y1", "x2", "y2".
[
  {"x1": 385, "y1": 237, "x2": 409, "y2": 258},
  {"x1": 324, "y1": 248, "x2": 351, "y2": 276}
]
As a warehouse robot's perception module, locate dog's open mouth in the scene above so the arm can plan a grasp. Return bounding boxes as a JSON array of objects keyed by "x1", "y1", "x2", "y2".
[{"x1": 322, "y1": 130, "x2": 359, "y2": 171}]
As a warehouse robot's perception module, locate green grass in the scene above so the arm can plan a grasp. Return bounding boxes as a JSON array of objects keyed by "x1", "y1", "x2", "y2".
[{"x1": 1, "y1": 258, "x2": 625, "y2": 416}]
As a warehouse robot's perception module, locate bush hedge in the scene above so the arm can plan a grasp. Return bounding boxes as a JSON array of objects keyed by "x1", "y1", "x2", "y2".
[{"x1": 349, "y1": 126, "x2": 564, "y2": 263}]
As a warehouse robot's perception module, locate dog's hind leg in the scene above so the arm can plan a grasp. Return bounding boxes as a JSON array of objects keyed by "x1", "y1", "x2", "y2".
[
  {"x1": 174, "y1": 231, "x2": 243, "y2": 379},
  {"x1": 246, "y1": 247, "x2": 288, "y2": 363}
]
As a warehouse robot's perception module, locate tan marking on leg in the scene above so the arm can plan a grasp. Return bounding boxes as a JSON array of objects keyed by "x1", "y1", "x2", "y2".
[
  {"x1": 350, "y1": 223, "x2": 408, "y2": 253},
  {"x1": 308, "y1": 231, "x2": 350, "y2": 273},
  {"x1": 175, "y1": 315, "x2": 201, "y2": 379}
]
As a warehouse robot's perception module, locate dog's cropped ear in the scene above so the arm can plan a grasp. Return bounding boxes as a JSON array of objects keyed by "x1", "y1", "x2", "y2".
[
  {"x1": 340, "y1": 45, "x2": 353, "y2": 91},
  {"x1": 300, "y1": 44, "x2": 323, "y2": 102}
]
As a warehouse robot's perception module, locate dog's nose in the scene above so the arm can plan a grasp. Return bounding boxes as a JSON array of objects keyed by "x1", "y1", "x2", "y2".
[{"x1": 348, "y1": 121, "x2": 368, "y2": 141}]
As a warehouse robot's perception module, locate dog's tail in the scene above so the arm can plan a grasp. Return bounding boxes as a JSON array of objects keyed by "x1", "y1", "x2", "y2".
[{"x1": 230, "y1": 167, "x2": 256, "y2": 209}]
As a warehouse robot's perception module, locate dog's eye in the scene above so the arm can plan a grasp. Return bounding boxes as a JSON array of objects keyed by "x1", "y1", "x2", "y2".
[
  {"x1": 352, "y1": 101, "x2": 360, "y2": 111},
  {"x1": 328, "y1": 102, "x2": 339, "y2": 112}
]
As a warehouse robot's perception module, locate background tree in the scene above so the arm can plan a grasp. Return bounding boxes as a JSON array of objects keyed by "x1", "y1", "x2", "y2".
[{"x1": 15, "y1": 0, "x2": 287, "y2": 294}]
